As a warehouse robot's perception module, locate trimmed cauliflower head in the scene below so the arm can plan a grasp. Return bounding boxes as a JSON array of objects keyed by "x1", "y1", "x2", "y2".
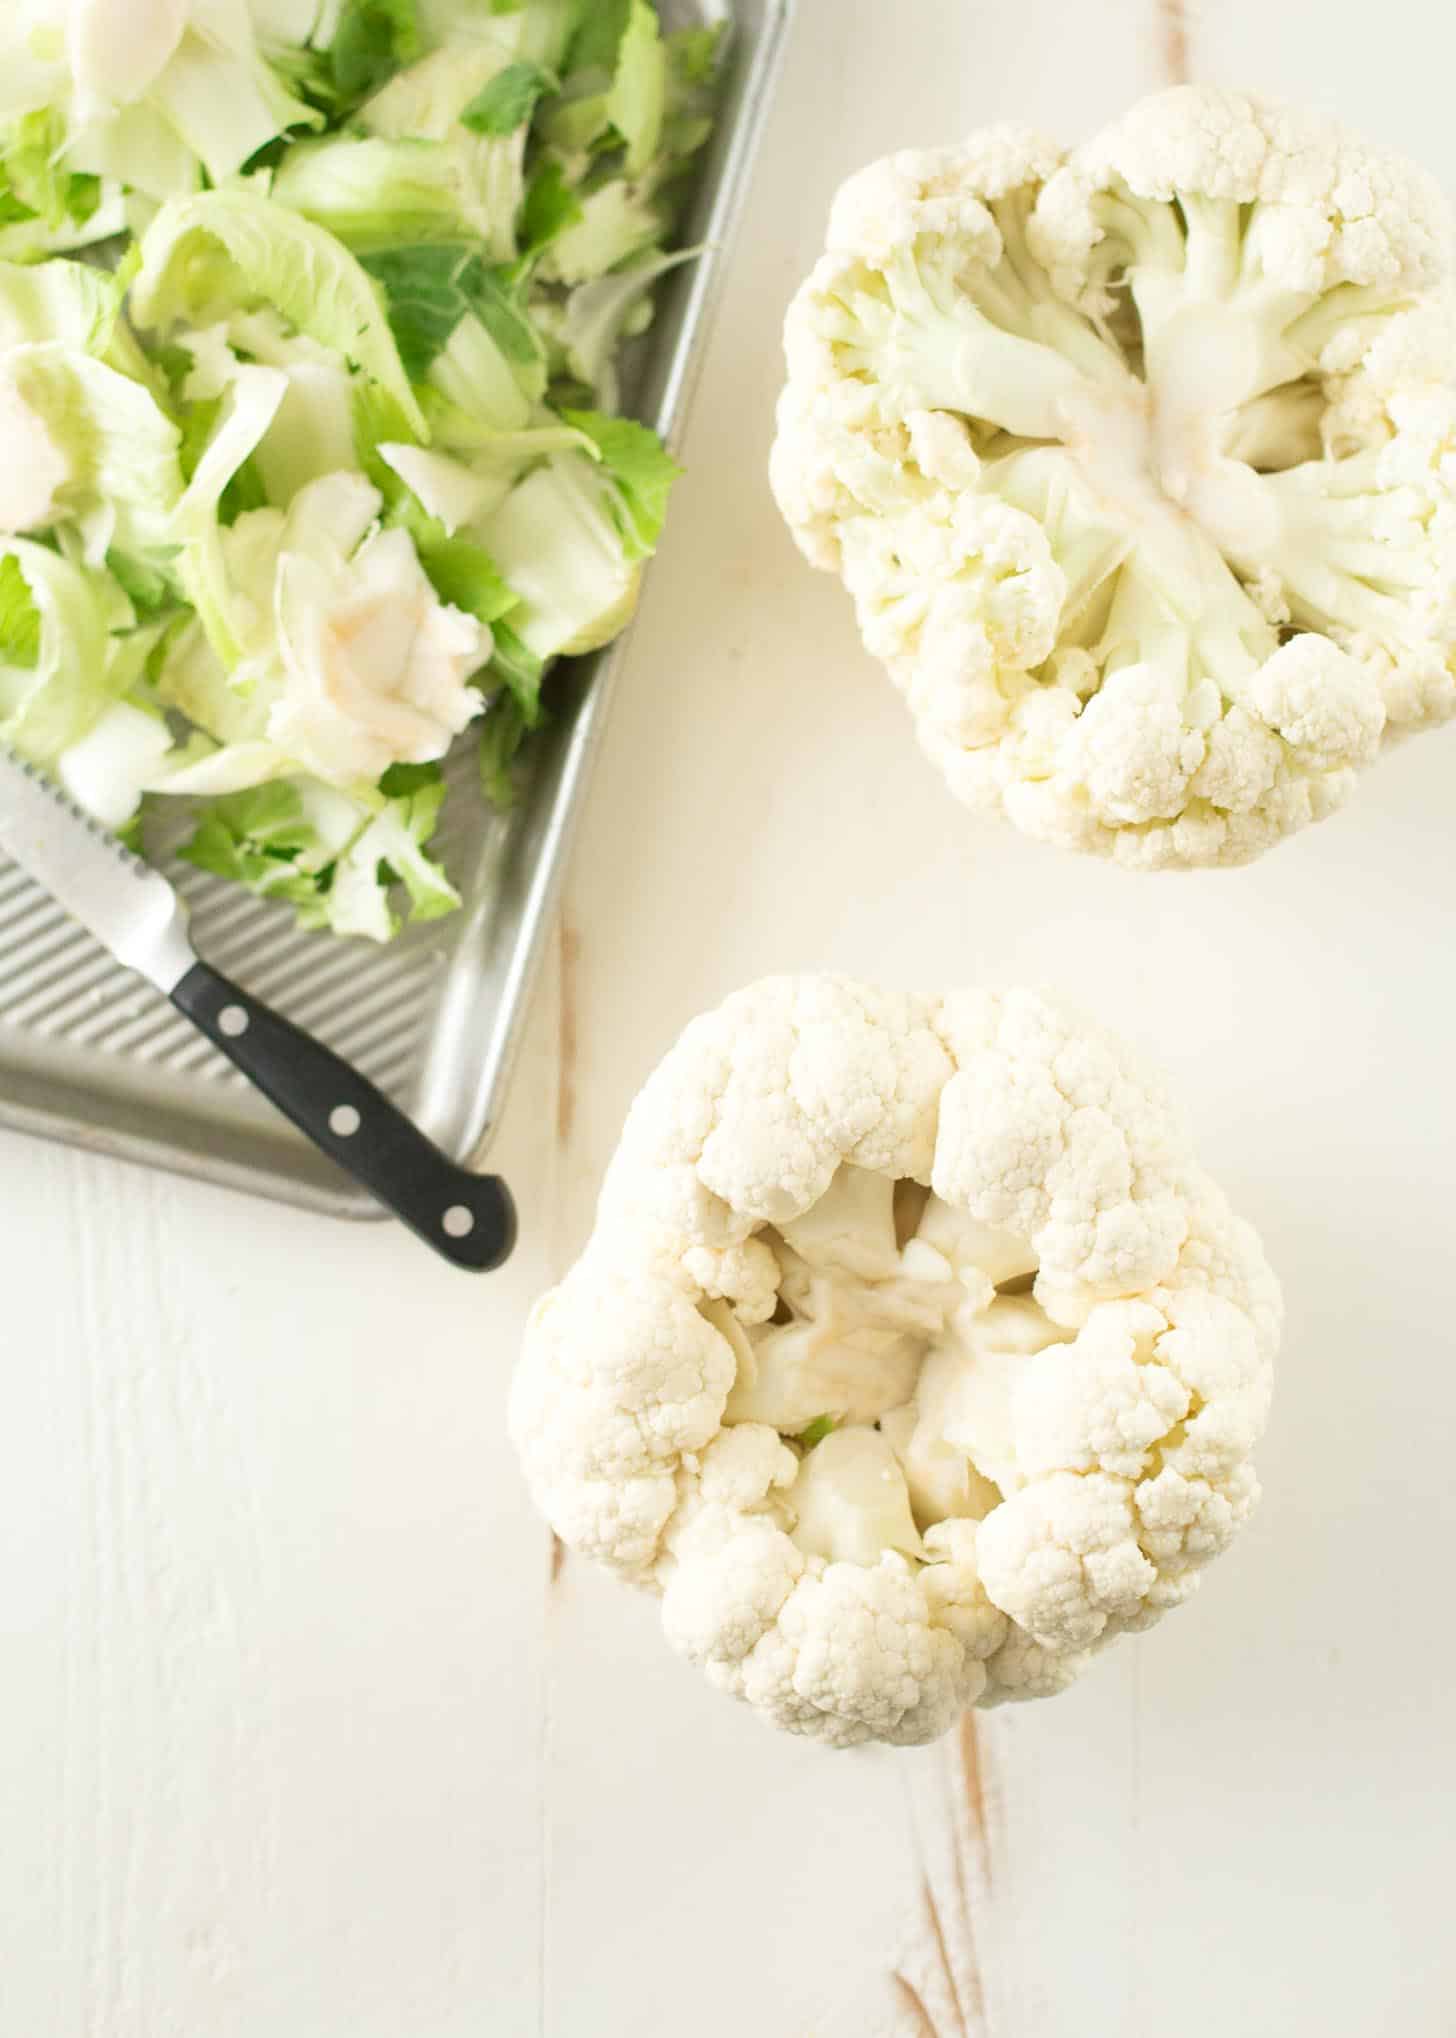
[
  {"x1": 510, "y1": 977, "x2": 1281, "y2": 1748},
  {"x1": 770, "y1": 88, "x2": 1456, "y2": 868}
]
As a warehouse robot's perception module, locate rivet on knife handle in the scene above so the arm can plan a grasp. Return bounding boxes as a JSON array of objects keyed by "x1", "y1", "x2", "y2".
[{"x1": 171, "y1": 960, "x2": 517, "y2": 1272}]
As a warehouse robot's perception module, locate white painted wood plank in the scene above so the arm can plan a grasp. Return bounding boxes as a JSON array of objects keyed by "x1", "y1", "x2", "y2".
[{"x1": 0, "y1": 996, "x2": 560, "y2": 2038}]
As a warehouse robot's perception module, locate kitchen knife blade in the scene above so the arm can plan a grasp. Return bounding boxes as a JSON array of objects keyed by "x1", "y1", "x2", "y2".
[
  {"x1": 0, "y1": 750, "x2": 515, "y2": 1271},
  {"x1": 0, "y1": 749, "x2": 196, "y2": 991}
]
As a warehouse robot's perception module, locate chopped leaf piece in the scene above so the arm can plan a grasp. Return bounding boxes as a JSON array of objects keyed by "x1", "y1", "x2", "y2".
[
  {"x1": 183, "y1": 783, "x2": 320, "y2": 878},
  {"x1": 536, "y1": 180, "x2": 664, "y2": 286},
  {"x1": 0, "y1": 345, "x2": 184, "y2": 565},
  {"x1": 270, "y1": 135, "x2": 502, "y2": 255},
  {"x1": 520, "y1": 160, "x2": 583, "y2": 255},
  {"x1": 429, "y1": 310, "x2": 539, "y2": 426},
  {"x1": 550, "y1": 247, "x2": 694, "y2": 409},
  {"x1": 666, "y1": 24, "x2": 727, "y2": 87},
  {"x1": 538, "y1": 85, "x2": 613, "y2": 155},
  {"x1": 477, "y1": 689, "x2": 530, "y2": 810},
  {"x1": 378, "y1": 760, "x2": 444, "y2": 797},
  {"x1": 354, "y1": 381, "x2": 424, "y2": 476},
  {"x1": 0, "y1": 258, "x2": 123, "y2": 358},
  {"x1": 0, "y1": 554, "x2": 41, "y2": 667},
  {"x1": 328, "y1": 775, "x2": 461, "y2": 937},
  {"x1": 561, "y1": 409, "x2": 679, "y2": 559},
  {"x1": 361, "y1": 243, "x2": 476, "y2": 379},
  {"x1": 606, "y1": 0, "x2": 666, "y2": 178},
  {"x1": 362, "y1": 243, "x2": 541, "y2": 382},
  {"x1": 131, "y1": 190, "x2": 426, "y2": 437},
  {"x1": 418, "y1": 535, "x2": 521, "y2": 628},
  {"x1": 0, "y1": 541, "x2": 136, "y2": 779},
  {"x1": 461, "y1": 62, "x2": 560, "y2": 137},
  {"x1": 567, "y1": 0, "x2": 632, "y2": 74},
  {"x1": 359, "y1": 43, "x2": 516, "y2": 142},
  {"x1": 480, "y1": 453, "x2": 643, "y2": 658},
  {"x1": 107, "y1": 552, "x2": 178, "y2": 620},
  {"x1": 180, "y1": 774, "x2": 459, "y2": 942},
  {"x1": 464, "y1": 263, "x2": 542, "y2": 368},
  {"x1": 486, "y1": 618, "x2": 545, "y2": 719},
  {"x1": 370, "y1": 777, "x2": 460, "y2": 920},
  {"x1": 331, "y1": 0, "x2": 423, "y2": 103}
]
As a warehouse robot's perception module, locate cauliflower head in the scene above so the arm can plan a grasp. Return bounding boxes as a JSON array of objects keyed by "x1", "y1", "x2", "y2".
[
  {"x1": 770, "y1": 88, "x2": 1456, "y2": 868},
  {"x1": 510, "y1": 976, "x2": 1281, "y2": 1748}
]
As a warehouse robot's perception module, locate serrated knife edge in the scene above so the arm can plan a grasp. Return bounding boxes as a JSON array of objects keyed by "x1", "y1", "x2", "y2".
[{"x1": 0, "y1": 753, "x2": 196, "y2": 993}]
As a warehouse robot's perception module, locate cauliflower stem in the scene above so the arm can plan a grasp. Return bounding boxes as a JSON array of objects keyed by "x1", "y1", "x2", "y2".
[{"x1": 772, "y1": 88, "x2": 1456, "y2": 866}]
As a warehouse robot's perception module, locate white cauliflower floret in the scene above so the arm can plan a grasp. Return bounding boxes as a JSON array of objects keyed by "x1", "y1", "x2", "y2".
[
  {"x1": 920, "y1": 1518, "x2": 1010, "y2": 1664},
  {"x1": 1058, "y1": 663, "x2": 1207, "y2": 823},
  {"x1": 511, "y1": 977, "x2": 1280, "y2": 1748},
  {"x1": 976, "y1": 1470, "x2": 1155, "y2": 1651},
  {"x1": 663, "y1": 1513, "x2": 803, "y2": 1667},
  {"x1": 1190, "y1": 706, "x2": 1283, "y2": 812},
  {"x1": 932, "y1": 986, "x2": 1193, "y2": 1310},
  {"x1": 771, "y1": 86, "x2": 1456, "y2": 870},
  {"x1": 1011, "y1": 1300, "x2": 1186, "y2": 1480},
  {"x1": 600, "y1": 977, "x2": 952, "y2": 1242},
  {"x1": 825, "y1": 132, "x2": 1066, "y2": 265},
  {"x1": 1135, "y1": 1462, "x2": 1260, "y2": 1570},
  {"x1": 511, "y1": 1264, "x2": 735, "y2": 1581},
  {"x1": 1042, "y1": 86, "x2": 1450, "y2": 304},
  {"x1": 839, "y1": 493, "x2": 1064, "y2": 749},
  {"x1": 981, "y1": 1625, "x2": 1090, "y2": 1704},
  {"x1": 1150, "y1": 1289, "x2": 1273, "y2": 1479},
  {"x1": 681, "y1": 1237, "x2": 783, "y2": 1325},
  {"x1": 731, "y1": 1559, "x2": 971, "y2": 1748}
]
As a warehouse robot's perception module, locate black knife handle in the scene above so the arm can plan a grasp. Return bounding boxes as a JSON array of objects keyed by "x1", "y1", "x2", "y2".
[{"x1": 172, "y1": 960, "x2": 516, "y2": 1271}]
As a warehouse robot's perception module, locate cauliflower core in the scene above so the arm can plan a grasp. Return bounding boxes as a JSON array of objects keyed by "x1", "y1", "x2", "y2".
[
  {"x1": 771, "y1": 88, "x2": 1456, "y2": 867},
  {"x1": 510, "y1": 977, "x2": 1281, "y2": 1747}
]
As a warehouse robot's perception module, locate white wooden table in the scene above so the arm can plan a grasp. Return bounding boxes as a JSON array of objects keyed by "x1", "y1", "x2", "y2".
[{"x1": 4, "y1": 4, "x2": 1456, "y2": 2032}]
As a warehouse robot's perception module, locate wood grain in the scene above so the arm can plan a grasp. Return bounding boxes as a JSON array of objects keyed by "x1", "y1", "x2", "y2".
[
  {"x1": 555, "y1": 919, "x2": 582, "y2": 1154},
  {"x1": 1159, "y1": 0, "x2": 1193, "y2": 83}
]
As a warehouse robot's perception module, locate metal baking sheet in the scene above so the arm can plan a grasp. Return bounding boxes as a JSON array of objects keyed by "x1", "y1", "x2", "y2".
[{"x1": 0, "y1": 0, "x2": 791, "y2": 1219}]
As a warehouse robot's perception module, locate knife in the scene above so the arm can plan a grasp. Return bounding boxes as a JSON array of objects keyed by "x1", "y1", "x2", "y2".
[{"x1": 0, "y1": 750, "x2": 516, "y2": 1272}]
